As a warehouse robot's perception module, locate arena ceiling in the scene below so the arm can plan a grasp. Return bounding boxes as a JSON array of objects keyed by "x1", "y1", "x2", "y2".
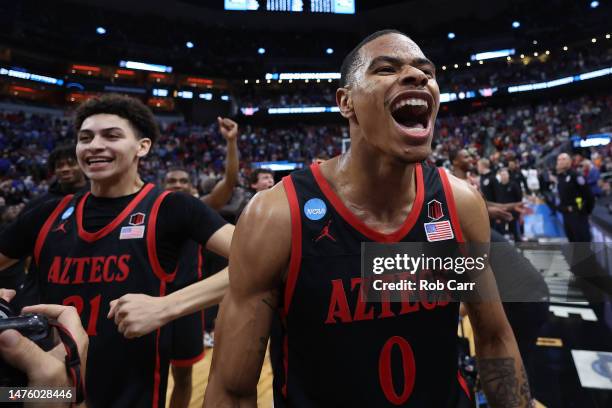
[{"x1": 61, "y1": 0, "x2": 533, "y2": 33}]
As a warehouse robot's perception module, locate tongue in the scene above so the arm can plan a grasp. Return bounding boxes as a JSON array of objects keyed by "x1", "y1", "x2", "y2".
[{"x1": 400, "y1": 120, "x2": 424, "y2": 129}]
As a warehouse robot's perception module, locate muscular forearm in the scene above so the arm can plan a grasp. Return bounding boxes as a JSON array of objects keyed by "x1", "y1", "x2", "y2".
[
  {"x1": 475, "y1": 334, "x2": 531, "y2": 408},
  {"x1": 203, "y1": 290, "x2": 278, "y2": 408},
  {"x1": 165, "y1": 268, "x2": 229, "y2": 321},
  {"x1": 204, "y1": 374, "x2": 257, "y2": 408}
]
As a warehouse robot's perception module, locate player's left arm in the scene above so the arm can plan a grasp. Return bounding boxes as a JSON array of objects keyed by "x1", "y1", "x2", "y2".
[
  {"x1": 201, "y1": 117, "x2": 239, "y2": 211},
  {"x1": 449, "y1": 175, "x2": 532, "y2": 408}
]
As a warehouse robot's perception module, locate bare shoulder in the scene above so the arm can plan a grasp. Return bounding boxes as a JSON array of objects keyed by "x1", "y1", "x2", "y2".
[
  {"x1": 446, "y1": 173, "x2": 489, "y2": 242},
  {"x1": 231, "y1": 181, "x2": 292, "y2": 290},
  {"x1": 238, "y1": 181, "x2": 291, "y2": 233}
]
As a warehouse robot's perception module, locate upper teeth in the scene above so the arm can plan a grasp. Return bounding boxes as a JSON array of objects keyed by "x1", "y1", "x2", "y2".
[
  {"x1": 392, "y1": 98, "x2": 428, "y2": 112},
  {"x1": 89, "y1": 159, "x2": 109, "y2": 163}
]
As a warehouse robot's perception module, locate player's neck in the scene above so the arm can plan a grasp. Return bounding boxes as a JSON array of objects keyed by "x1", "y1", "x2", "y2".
[
  {"x1": 324, "y1": 148, "x2": 417, "y2": 221},
  {"x1": 89, "y1": 169, "x2": 145, "y2": 198},
  {"x1": 453, "y1": 167, "x2": 468, "y2": 180}
]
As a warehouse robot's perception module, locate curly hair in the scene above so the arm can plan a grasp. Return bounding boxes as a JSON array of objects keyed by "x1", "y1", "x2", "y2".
[
  {"x1": 74, "y1": 94, "x2": 160, "y2": 145},
  {"x1": 48, "y1": 143, "x2": 77, "y2": 173}
]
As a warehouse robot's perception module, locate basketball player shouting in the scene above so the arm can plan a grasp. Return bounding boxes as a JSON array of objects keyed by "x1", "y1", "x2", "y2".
[
  {"x1": 203, "y1": 30, "x2": 530, "y2": 407},
  {"x1": 0, "y1": 94, "x2": 232, "y2": 408}
]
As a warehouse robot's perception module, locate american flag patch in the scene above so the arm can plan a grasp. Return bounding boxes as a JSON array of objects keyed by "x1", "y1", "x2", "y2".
[
  {"x1": 119, "y1": 225, "x2": 145, "y2": 240},
  {"x1": 424, "y1": 220, "x2": 454, "y2": 242}
]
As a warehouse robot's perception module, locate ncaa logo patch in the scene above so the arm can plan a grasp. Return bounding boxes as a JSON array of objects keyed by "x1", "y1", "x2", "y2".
[
  {"x1": 61, "y1": 206, "x2": 74, "y2": 220},
  {"x1": 304, "y1": 198, "x2": 327, "y2": 221}
]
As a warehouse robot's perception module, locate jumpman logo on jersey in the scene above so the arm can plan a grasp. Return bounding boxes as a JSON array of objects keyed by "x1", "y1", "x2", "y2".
[
  {"x1": 315, "y1": 220, "x2": 336, "y2": 243},
  {"x1": 53, "y1": 222, "x2": 67, "y2": 233}
]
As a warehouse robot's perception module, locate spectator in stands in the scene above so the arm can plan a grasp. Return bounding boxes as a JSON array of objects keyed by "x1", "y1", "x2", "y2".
[
  {"x1": 477, "y1": 158, "x2": 497, "y2": 203},
  {"x1": 580, "y1": 159, "x2": 602, "y2": 197},
  {"x1": 494, "y1": 169, "x2": 523, "y2": 241},
  {"x1": 508, "y1": 159, "x2": 528, "y2": 192}
]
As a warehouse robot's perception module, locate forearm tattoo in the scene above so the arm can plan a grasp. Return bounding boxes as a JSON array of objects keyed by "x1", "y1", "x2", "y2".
[
  {"x1": 519, "y1": 365, "x2": 532, "y2": 404},
  {"x1": 261, "y1": 289, "x2": 280, "y2": 310},
  {"x1": 478, "y1": 358, "x2": 531, "y2": 407}
]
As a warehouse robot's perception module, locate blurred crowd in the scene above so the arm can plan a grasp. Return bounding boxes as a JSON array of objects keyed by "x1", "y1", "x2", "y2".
[
  {"x1": 431, "y1": 95, "x2": 612, "y2": 169},
  {"x1": 1, "y1": 93, "x2": 611, "y2": 230},
  {"x1": 237, "y1": 44, "x2": 612, "y2": 109}
]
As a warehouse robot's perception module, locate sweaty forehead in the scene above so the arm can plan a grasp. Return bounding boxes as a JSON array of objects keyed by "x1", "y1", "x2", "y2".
[{"x1": 360, "y1": 34, "x2": 425, "y2": 62}]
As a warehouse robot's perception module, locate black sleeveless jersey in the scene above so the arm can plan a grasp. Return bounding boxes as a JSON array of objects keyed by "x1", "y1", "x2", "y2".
[
  {"x1": 168, "y1": 240, "x2": 206, "y2": 366},
  {"x1": 272, "y1": 163, "x2": 469, "y2": 407},
  {"x1": 33, "y1": 184, "x2": 176, "y2": 408}
]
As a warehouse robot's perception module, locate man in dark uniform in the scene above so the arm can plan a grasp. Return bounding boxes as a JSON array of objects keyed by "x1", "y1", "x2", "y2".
[
  {"x1": 0, "y1": 94, "x2": 233, "y2": 407},
  {"x1": 111, "y1": 31, "x2": 531, "y2": 408},
  {"x1": 508, "y1": 159, "x2": 529, "y2": 193},
  {"x1": 451, "y1": 151, "x2": 517, "y2": 226},
  {"x1": 202, "y1": 30, "x2": 530, "y2": 407},
  {"x1": 7, "y1": 144, "x2": 89, "y2": 308},
  {"x1": 477, "y1": 158, "x2": 497, "y2": 203},
  {"x1": 494, "y1": 168, "x2": 523, "y2": 241},
  {"x1": 29, "y1": 144, "x2": 88, "y2": 208},
  {"x1": 556, "y1": 153, "x2": 594, "y2": 242}
]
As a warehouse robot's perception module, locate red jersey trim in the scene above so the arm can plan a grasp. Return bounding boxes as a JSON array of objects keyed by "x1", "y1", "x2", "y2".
[
  {"x1": 34, "y1": 195, "x2": 73, "y2": 266},
  {"x1": 457, "y1": 370, "x2": 471, "y2": 399},
  {"x1": 76, "y1": 183, "x2": 155, "y2": 243},
  {"x1": 170, "y1": 351, "x2": 205, "y2": 367},
  {"x1": 197, "y1": 244, "x2": 204, "y2": 280},
  {"x1": 146, "y1": 191, "x2": 177, "y2": 282},
  {"x1": 311, "y1": 162, "x2": 425, "y2": 243},
  {"x1": 152, "y1": 280, "x2": 167, "y2": 408},
  {"x1": 281, "y1": 176, "x2": 302, "y2": 316},
  {"x1": 197, "y1": 245, "x2": 205, "y2": 328},
  {"x1": 438, "y1": 169, "x2": 465, "y2": 243}
]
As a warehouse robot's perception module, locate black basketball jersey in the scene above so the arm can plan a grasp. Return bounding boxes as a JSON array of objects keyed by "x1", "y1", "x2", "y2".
[
  {"x1": 33, "y1": 184, "x2": 176, "y2": 408},
  {"x1": 272, "y1": 163, "x2": 469, "y2": 407},
  {"x1": 168, "y1": 241, "x2": 206, "y2": 366}
]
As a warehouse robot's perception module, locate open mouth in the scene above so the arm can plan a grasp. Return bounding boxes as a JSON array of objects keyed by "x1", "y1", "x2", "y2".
[
  {"x1": 85, "y1": 157, "x2": 113, "y2": 166},
  {"x1": 389, "y1": 91, "x2": 433, "y2": 132}
]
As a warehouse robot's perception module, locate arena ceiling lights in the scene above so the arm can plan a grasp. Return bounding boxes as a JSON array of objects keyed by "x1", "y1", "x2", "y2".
[
  {"x1": 119, "y1": 60, "x2": 173, "y2": 73},
  {"x1": 470, "y1": 49, "x2": 516, "y2": 61},
  {"x1": 508, "y1": 66, "x2": 612, "y2": 93},
  {"x1": 268, "y1": 106, "x2": 340, "y2": 114},
  {"x1": 265, "y1": 72, "x2": 341, "y2": 80},
  {"x1": 0, "y1": 67, "x2": 63, "y2": 86}
]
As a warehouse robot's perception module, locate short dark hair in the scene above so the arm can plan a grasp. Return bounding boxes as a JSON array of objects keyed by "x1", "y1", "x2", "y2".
[
  {"x1": 74, "y1": 94, "x2": 160, "y2": 144},
  {"x1": 340, "y1": 29, "x2": 410, "y2": 88},
  {"x1": 448, "y1": 148, "x2": 461, "y2": 164},
  {"x1": 48, "y1": 144, "x2": 77, "y2": 173},
  {"x1": 165, "y1": 166, "x2": 190, "y2": 176},
  {"x1": 164, "y1": 167, "x2": 192, "y2": 183},
  {"x1": 249, "y1": 168, "x2": 273, "y2": 186}
]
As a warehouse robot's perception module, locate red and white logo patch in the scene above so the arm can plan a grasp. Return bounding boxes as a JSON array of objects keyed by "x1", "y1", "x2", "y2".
[
  {"x1": 424, "y1": 220, "x2": 454, "y2": 242},
  {"x1": 128, "y1": 212, "x2": 146, "y2": 226},
  {"x1": 427, "y1": 199, "x2": 444, "y2": 221}
]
